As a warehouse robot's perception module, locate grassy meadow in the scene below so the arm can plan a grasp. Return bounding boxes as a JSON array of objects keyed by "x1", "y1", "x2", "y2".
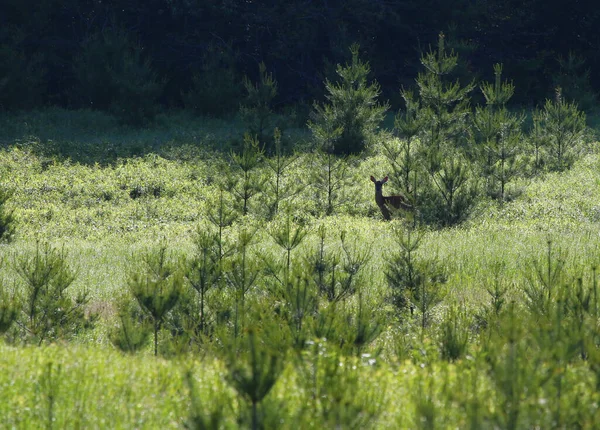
[{"x1": 1, "y1": 108, "x2": 600, "y2": 428}]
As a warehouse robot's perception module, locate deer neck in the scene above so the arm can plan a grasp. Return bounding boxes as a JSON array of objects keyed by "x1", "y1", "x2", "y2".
[{"x1": 375, "y1": 188, "x2": 386, "y2": 207}]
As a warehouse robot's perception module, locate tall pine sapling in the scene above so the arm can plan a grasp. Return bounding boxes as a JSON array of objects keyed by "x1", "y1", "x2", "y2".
[
  {"x1": 240, "y1": 62, "x2": 278, "y2": 146},
  {"x1": 128, "y1": 242, "x2": 184, "y2": 356},
  {"x1": 473, "y1": 64, "x2": 524, "y2": 201},
  {"x1": 384, "y1": 89, "x2": 423, "y2": 197},
  {"x1": 416, "y1": 32, "x2": 474, "y2": 156},
  {"x1": 264, "y1": 127, "x2": 302, "y2": 219},
  {"x1": 226, "y1": 227, "x2": 260, "y2": 338},
  {"x1": 13, "y1": 241, "x2": 94, "y2": 345},
  {"x1": 185, "y1": 229, "x2": 223, "y2": 336},
  {"x1": 309, "y1": 44, "x2": 388, "y2": 155},
  {"x1": 230, "y1": 133, "x2": 265, "y2": 216},
  {"x1": 533, "y1": 87, "x2": 586, "y2": 172}
]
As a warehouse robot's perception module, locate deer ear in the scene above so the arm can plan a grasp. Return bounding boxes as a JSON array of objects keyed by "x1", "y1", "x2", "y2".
[
  {"x1": 370, "y1": 176, "x2": 376, "y2": 182},
  {"x1": 382, "y1": 176, "x2": 389, "y2": 183}
]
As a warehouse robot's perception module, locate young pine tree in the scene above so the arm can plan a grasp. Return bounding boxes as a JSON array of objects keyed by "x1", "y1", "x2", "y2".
[
  {"x1": 240, "y1": 62, "x2": 278, "y2": 147},
  {"x1": 413, "y1": 32, "x2": 477, "y2": 225},
  {"x1": 309, "y1": 44, "x2": 388, "y2": 155},
  {"x1": 230, "y1": 133, "x2": 265, "y2": 216},
  {"x1": 472, "y1": 64, "x2": 525, "y2": 202},
  {"x1": 127, "y1": 243, "x2": 184, "y2": 356},
  {"x1": 532, "y1": 87, "x2": 586, "y2": 172}
]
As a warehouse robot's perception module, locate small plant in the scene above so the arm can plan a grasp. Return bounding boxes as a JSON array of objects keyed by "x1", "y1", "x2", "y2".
[
  {"x1": 309, "y1": 44, "x2": 388, "y2": 155},
  {"x1": 185, "y1": 229, "x2": 222, "y2": 337},
  {"x1": 385, "y1": 227, "x2": 423, "y2": 315},
  {"x1": 265, "y1": 211, "x2": 308, "y2": 290},
  {"x1": 416, "y1": 32, "x2": 474, "y2": 154},
  {"x1": 225, "y1": 227, "x2": 260, "y2": 337},
  {"x1": 225, "y1": 328, "x2": 285, "y2": 430},
  {"x1": 240, "y1": 62, "x2": 278, "y2": 146},
  {"x1": 439, "y1": 305, "x2": 470, "y2": 361},
  {"x1": 307, "y1": 228, "x2": 369, "y2": 304},
  {"x1": 310, "y1": 150, "x2": 352, "y2": 216},
  {"x1": 110, "y1": 294, "x2": 152, "y2": 354},
  {"x1": 383, "y1": 89, "x2": 423, "y2": 197},
  {"x1": 472, "y1": 64, "x2": 525, "y2": 201},
  {"x1": 185, "y1": 371, "x2": 230, "y2": 430},
  {"x1": 264, "y1": 128, "x2": 302, "y2": 218},
  {"x1": 127, "y1": 242, "x2": 184, "y2": 356},
  {"x1": 13, "y1": 241, "x2": 94, "y2": 345},
  {"x1": 0, "y1": 283, "x2": 19, "y2": 336},
  {"x1": 0, "y1": 186, "x2": 16, "y2": 242},
  {"x1": 532, "y1": 87, "x2": 586, "y2": 172},
  {"x1": 230, "y1": 133, "x2": 265, "y2": 216},
  {"x1": 205, "y1": 188, "x2": 238, "y2": 266}
]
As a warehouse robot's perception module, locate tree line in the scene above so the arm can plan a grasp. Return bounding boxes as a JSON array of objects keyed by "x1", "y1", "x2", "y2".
[{"x1": 1, "y1": 0, "x2": 599, "y2": 118}]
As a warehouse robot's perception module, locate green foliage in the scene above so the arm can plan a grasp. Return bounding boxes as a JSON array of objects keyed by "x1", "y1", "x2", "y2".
[
  {"x1": 0, "y1": 281, "x2": 19, "y2": 335},
  {"x1": 310, "y1": 151, "x2": 352, "y2": 216},
  {"x1": 424, "y1": 152, "x2": 479, "y2": 225},
  {"x1": 230, "y1": 133, "x2": 265, "y2": 216},
  {"x1": 184, "y1": 229, "x2": 223, "y2": 337},
  {"x1": 0, "y1": 186, "x2": 16, "y2": 242},
  {"x1": 263, "y1": 128, "x2": 303, "y2": 218},
  {"x1": 417, "y1": 32, "x2": 474, "y2": 152},
  {"x1": 240, "y1": 62, "x2": 279, "y2": 147},
  {"x1": 295, "y1": 340, "x2": 384, "y2": 428},
  {"x1": 532, "y1": 87, "x2": 587, "y2": 171},
  {"x1": 73, "y1": 28, "x2": 163, "y2": 125},
  {"x1": 1, "y1": 94, "x2": 600, "y2": 427},
  {"x1": 472, "y1": 64, "x2": 525, "y2": 201},
  {"x1": 385, "y1": 89, "x2": 423, "y2": 196},
  {"x1": 309, "y1": 44, "x2": 388, "y2": 155},
  {"x1": 110, "y1": 294, "x2": 152, "y2": 354},
  {"x1": 13, "y1": 241, "x2": 94, "y2": 345},
  {"x1": 185, "y1": 371, "x2": 229, "y2": 430},
  {"x1": 553, "y1": 52, "x2": 598, "y2": 112},
  {"x1": 225, "y1": 328, "x2": 285, "y2": 429},
  {"x1": 127, "y1": 242, "x2": 184, "y2": 356},
  {"x1": 396, "y1": 32, "x2": 478, "y2": 226},
  {"x1": 438, "y1": 305, "x2": 470, "y2": 362},
  {"x1": 225, "y1": 227, "x2": 261, "y2": 338}
]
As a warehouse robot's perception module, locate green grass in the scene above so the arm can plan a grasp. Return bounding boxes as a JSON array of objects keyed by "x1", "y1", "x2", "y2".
[{"x1": 1, "y1": 109, "x2": 600, "y2": 427}]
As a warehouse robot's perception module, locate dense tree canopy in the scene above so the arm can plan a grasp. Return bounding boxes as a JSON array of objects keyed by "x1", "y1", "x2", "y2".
[{"x1": 1, "y1": 0, "x2": 598, "y2": 113}]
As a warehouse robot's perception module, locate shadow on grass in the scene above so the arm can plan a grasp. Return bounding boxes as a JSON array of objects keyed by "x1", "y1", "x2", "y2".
[{"x1": 0, "y1": 108, "x2": 311, "y2": 165}]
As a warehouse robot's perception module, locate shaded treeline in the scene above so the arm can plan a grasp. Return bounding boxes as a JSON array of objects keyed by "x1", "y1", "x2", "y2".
[{"x1": 1, "y1": 0, "x2": 599, "y2": 114}]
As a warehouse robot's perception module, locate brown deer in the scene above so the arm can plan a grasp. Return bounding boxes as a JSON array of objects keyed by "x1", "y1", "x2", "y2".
[{"x1": 370, "y1": 176, "x2": 412, "y2": 220}]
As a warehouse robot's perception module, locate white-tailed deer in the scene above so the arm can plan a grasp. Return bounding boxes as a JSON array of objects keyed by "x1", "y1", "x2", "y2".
[{"x1": 370, "y1": 176, "x2": 412, "y2": 220}]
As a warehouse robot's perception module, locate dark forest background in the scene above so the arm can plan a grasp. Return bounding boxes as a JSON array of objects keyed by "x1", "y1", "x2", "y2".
[{"x1": 2, "y1": 0, "x2": 599, "y2": 119}]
